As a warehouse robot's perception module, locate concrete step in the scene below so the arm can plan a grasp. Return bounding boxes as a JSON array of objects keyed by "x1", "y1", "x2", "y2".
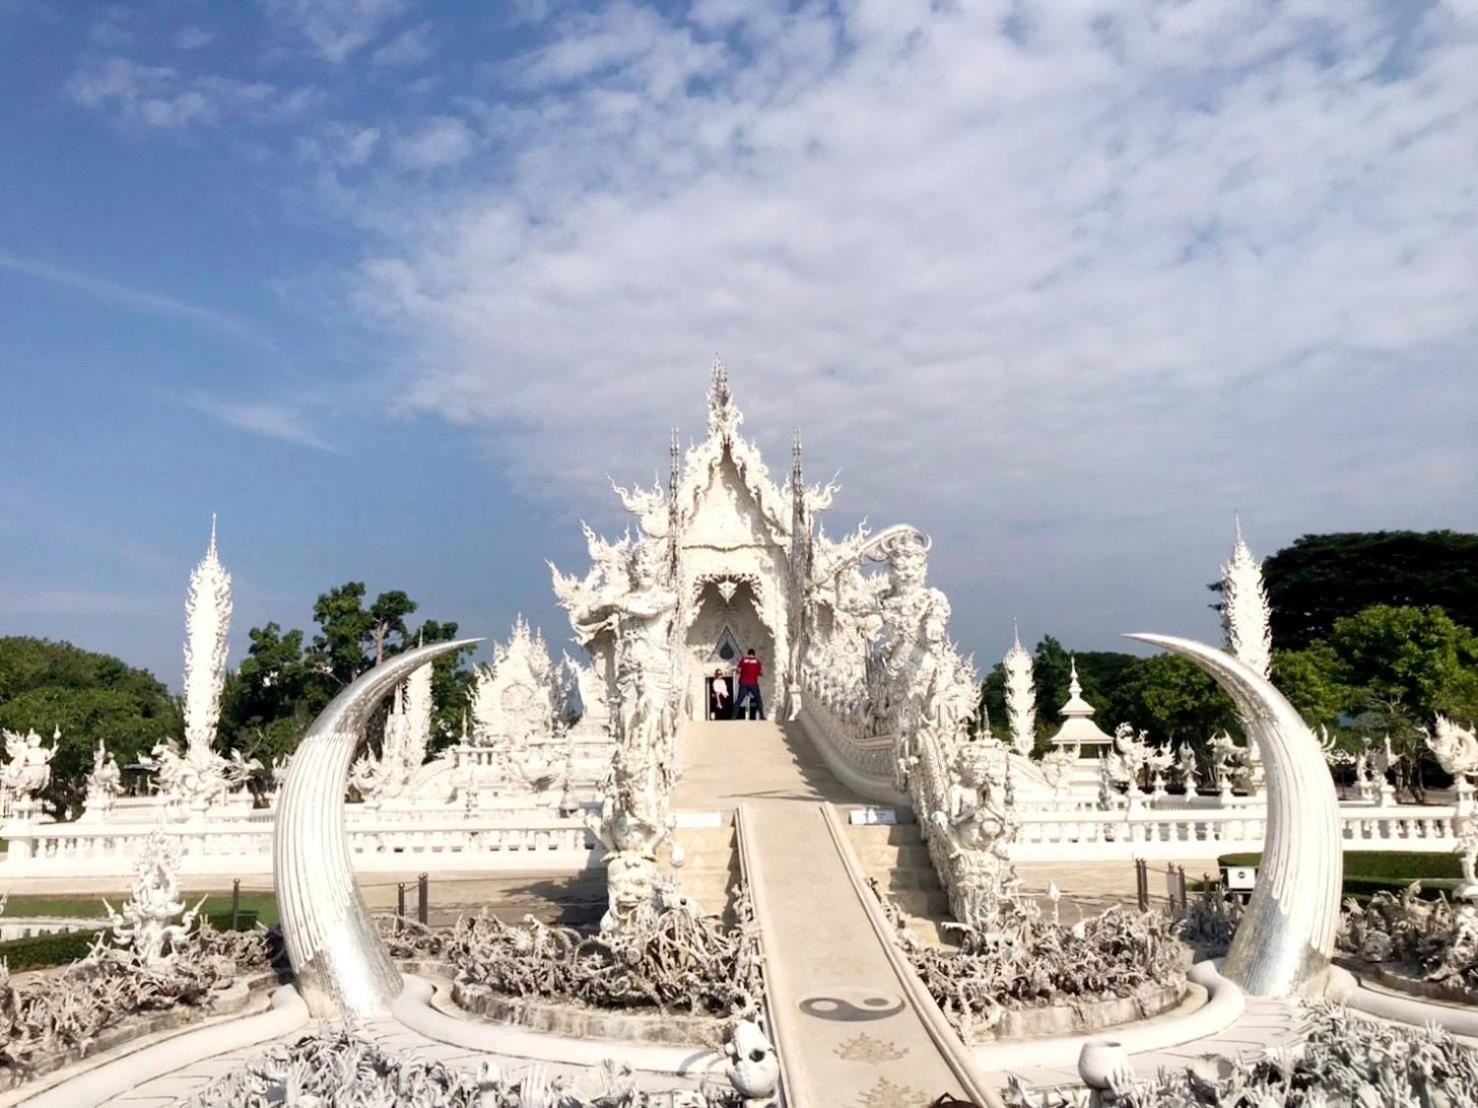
[
  {"x1": 886, "y1": 888, "x2": 951, "y2": 918},
  {"x1": 845, "y1": 823, "x2": 926, "y2": 847},
  {"x1": 873, "y1": 868, "x2": 945, "y2": 892},
  {"x1": 849, "y1": 842, "x2": 933, "y2": 869}
]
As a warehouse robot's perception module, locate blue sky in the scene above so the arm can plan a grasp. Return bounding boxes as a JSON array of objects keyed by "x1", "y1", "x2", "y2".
[{"x1": 1, "y1": 0, "x2": 1474, "y2": 691}]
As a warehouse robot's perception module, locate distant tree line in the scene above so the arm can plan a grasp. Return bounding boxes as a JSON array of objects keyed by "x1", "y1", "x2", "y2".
[
  {"x1": 980, "y1": 531, "x2": 1478, "y2": 800},
  {"x1": 0, "y1": 582, "x2": 476, "y2": 817}
]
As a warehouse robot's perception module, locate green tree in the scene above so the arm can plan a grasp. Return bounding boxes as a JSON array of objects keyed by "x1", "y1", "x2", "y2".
[
  {"x1": 1270, "y1": 641, "x2": 1350, "y2": 729},
  {"x1": 1255, "y1": 531, "x2": 1478, "y2": 649},
  {"x1": 0, "y1": 638, "x2": 180, "y2": 817},
  {"x1": 1106, "y1": 654, "x2": 1236, "y2": 745}
]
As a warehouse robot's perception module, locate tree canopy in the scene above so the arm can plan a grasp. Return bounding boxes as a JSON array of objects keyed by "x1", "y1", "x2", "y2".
[
  {"x1": 0, "y1": 637, "x2": 180, "y2": 817},
  {"x1": 1254, "y1": 531, "x2": 1478, "y2": 650}
]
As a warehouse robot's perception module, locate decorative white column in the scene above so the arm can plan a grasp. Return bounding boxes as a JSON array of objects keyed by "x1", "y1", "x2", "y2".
[
  {"x1": 179, "y1": 515, "x2": 232, "y2": 811},
  {"x1": 1221, "y1": 517, "x2": 1271, "y2": 791},
  {"x1": 1003, "y1": 623, "x2": 1036, "y2": 758}
]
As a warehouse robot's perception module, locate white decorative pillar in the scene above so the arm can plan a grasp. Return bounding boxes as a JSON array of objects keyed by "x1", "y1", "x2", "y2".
[
  {"x1": 1003, "y1": 623, "x2": 1036, "y2": 758},
  {"x1": 179, "y1": 515, "x2": 233, "y2": 807},
  {"x1": 1221, "y1": 517, "x2": 1271, "y2": 792}
]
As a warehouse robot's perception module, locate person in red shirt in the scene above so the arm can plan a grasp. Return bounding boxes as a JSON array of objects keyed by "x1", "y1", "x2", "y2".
[{"x1": 735, "y1": 648, "x2": 765, "y2": 720}]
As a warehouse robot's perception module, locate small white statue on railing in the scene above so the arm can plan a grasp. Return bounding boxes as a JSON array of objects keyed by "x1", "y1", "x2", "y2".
[
  {"x1": 1174, "y1": 742, "x2": 1199, "y2": 797},
  {"x1": 83, "y1": 739, "x2": 124, "y2": 816},
  {"x1": 1371, "y1": 734, "x2": 1400, "y2": 807},
  {"x1": 102, "y1": 828, "x2": 203, "y2": 965},
  {"x1": 1, "y1": 727, "x2": 57, "y2": 820},
  {"x1": 1208, "y1": 731, "x2": 1241, "y2": 802}
]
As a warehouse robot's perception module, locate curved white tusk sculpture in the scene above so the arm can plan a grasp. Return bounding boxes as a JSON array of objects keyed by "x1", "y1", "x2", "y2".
[
  {"x1": 274, "y1": 638, "x2": 481, "y2": 1018},
  {"x1": 1127, "y1": 634, "x2": 1342, "y2": 996}
]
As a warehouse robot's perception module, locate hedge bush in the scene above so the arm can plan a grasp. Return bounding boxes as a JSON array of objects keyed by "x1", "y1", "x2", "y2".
[
  {"x1": 1218, "y1": 851, "x2": 1461, "y2": 899},
  {"x1": 0, "y1": 929, "x2": 100, "y2": 970}
]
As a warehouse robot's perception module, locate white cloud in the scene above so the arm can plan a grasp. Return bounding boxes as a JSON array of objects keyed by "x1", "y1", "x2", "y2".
[
  {"x1": 184, "y1": 395, "x2": 337, "y2": 452},
  {"x1": 390, "y1": 115, "x2": 476, "y2": 170},
  {"x1": 371, "y1": 21, "x2": 434, "y2": 67},
  {"x1": 261, "y1": 0, "x2": 408, "y2": 64},
  {"x1": 174, "y1": 25, "x2": 217, "y2": 51},
  {"x1": 66, "y1": 56, "x2": 318, "y2": 130},
  {"x1": 321, "y1": 0, "x2": 1476, "y2": 650},
  {"x1": 0, "y1": 250, "x2": 277, "y2": 350}
]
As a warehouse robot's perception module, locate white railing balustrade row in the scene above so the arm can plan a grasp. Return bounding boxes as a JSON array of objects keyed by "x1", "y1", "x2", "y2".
[{"x1": 0, "y1": 814, "x2": 599, "y2": 878}]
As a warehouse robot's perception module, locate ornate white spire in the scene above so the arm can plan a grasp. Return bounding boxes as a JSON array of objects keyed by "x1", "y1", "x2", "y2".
[
  {"x1": 1221, "y1": 515, "x2": 1272, "y2": 680},
  {"x1": 182, "y1": 515, "x2": 231, "y2": 759},
  {"x1": 400, "y1": 660, "x2": 434, "y2": 769},
  {"x1": 1003, "y1": 621, "x2": 1036, "y2": 757},
  {"x1": 706, "y1": 355, "x2": 741, "y2": 440}
]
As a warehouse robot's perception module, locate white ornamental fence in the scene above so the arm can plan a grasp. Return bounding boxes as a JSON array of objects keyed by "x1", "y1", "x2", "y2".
[{"x1": 0, "y1": 812, "x2": 598, "y2": 879}]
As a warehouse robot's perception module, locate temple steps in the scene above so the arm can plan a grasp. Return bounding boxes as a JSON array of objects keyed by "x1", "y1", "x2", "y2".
[
  {"x1": 842, "y1": 815, "x2": 960, "y2": 949},
  {"x1": 664, "y1": 813, "x2": 741, "y2": 923}
]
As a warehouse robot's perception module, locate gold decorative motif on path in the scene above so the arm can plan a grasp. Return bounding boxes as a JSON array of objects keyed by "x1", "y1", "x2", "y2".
[
  {"x1": 835, "y1": 1031, "x2": 909, "y2": 1064},
  {"x1": 856, "y1": 1076, "x2": 928, "y2": 1107}
]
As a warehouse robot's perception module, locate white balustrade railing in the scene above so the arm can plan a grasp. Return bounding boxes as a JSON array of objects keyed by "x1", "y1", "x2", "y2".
[{"x1": 0, "y1": 813, "x2": 599, "y2": 879}]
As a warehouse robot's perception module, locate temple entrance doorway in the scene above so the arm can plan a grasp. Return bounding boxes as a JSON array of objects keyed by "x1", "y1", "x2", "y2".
[{"x1": 685, "y1": 579, "x2": 774, "y2": 721}]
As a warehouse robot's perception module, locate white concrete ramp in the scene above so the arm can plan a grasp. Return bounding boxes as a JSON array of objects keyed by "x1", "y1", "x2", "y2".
[
  {"x1": 744, "y1": 799, "x2": 976, "y2": 1107},
  {"x1": 677, "y1": 720, "x2": 988, "y2": 1106}
]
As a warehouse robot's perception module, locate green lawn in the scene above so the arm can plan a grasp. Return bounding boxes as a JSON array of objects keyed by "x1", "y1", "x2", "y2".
[
  {"x1": 1218, "y1": 851, "x2": 1461, "y2": 899},
  {"x1": 2, "y1": 890, "x2": 280, "y2": 926}
]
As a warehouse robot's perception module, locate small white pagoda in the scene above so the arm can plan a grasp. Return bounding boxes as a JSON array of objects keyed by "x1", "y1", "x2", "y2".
[{"x1": 1048, "y1": 660, "x2": 1114, "y2": 753}]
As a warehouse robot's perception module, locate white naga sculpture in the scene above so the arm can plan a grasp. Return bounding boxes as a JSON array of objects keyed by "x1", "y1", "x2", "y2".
[
  {"x1": 1427, "y1": 715, "x2": 1478, "y2": 899},
  {"x1": 275, "y1": 638, "x2": 480, "y2": 1018},
  {"x1": 1, "y1": 727, "x2": 56, "y2": 817},
  {"x1": 103, "y1": 828, "x2": 202, "y2": 965},
  {"x1": 151, "y1": 518, "x2": 242, "y2": 812},
  {"x1": 1002, "y1": 625, "x2": 1036, "y2": 758},
  {"x1": 1130, "y1": 634, "x2": 1342, "y2": 995},
  {"x1": 1220, "y1": 519, "x2": 1271, "y2": 791}
]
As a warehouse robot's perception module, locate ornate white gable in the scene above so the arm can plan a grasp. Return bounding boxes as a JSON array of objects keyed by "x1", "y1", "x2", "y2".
[{"x1": 470, "y1": 617, "x2": 559, "y2": 747}]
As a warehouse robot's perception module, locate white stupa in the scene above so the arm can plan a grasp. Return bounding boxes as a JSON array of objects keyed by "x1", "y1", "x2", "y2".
[{"x1": 1047, "y1": 659, "x2": 1114, "y2": 752}]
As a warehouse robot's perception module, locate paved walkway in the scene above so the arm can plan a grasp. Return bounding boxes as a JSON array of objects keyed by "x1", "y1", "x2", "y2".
[{"x1": 680, "y1": 720, "x2": 971, "y2": 1107}]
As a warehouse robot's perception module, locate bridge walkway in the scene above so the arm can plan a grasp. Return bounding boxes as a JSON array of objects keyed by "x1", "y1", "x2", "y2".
[{"x1": 677, "y1": 719, "x2": 987, "y2": 1107}]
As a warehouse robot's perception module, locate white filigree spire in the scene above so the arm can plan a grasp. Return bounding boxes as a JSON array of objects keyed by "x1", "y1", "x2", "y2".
[
  {"x1": 1221, "y1": 514, "x2": 1272, "y2": 680},
  {"x1": 1003, "y1": 621, "x2": 1036, "y2": 757},
  {"x1": 402, "y1": 660, "x2": 434, "y2": 769},
  {"x1": 182, "y1": 514, "x2": 231, "y2": 760},
  {"x1": 706, "y1": 354, "x2": 742, "y2": 440}
]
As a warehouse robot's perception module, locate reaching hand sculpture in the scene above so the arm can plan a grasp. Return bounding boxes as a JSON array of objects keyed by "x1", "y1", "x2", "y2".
[
  {"x1": 1129, "y1": 634, "x2": 1342, "y2": 996},
  {"x1": 274, "y1": 638, "x2": 480, "y2": 1018}
]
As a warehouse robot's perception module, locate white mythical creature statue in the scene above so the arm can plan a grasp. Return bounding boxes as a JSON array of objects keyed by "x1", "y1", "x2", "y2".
[
  {"x1": 1427, "y1": 715, "x2": 1478, "y2": 899},
  {"x1": 725, "y1": 1020, "x2": 780, "y2": 1107},
  {"x1": 1039, "y1": 742, "x2": 1078, "y2": 800},
  {"x1": 1, "y1": 727, "x2": 57, "y2": 817},
  {"x1": 571, "y1": 537, "x2": 682, "y2": 936},
  {"x1": 83, "y1": 738, "x2": 123, "y2": 815},
  {"x1": 103, "y1": 828, "x2": 204, "y2": 965},
  {"x1": 865, "y1": 530, "x2": 976, "y2": 787},
  {"x1": 1174, "y1": 742, "x2": 1199, "y2": 795},
  {"x1": 930, "y1": 742, "x2": 1021, "y2": 930},
  {"x1": 1107, "y1": 723, "x2": 1173, "y2": 794}
]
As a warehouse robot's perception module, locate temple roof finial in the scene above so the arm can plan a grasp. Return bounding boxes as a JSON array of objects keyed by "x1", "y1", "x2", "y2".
[
  {"x1": 1068, "y1": 656, "x2": 1081, "y2": 698},
  {"x1": 208, "y1": 513, "x2": 218, "y2": 558},
  {"x1": 709, "y1": 355, "x2": 730, "y2": 407}
]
